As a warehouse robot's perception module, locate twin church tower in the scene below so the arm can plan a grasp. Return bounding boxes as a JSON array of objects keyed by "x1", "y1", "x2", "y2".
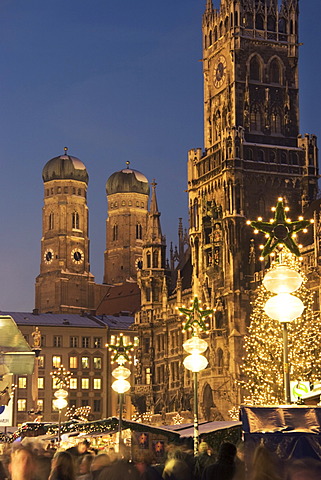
[{"x1": 35, "y1": 150, "x2": 157, "y2": 314}]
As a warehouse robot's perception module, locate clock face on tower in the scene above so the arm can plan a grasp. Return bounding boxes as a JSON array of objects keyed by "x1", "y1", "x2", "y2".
[
  {"x1": 71, "y1": 248, "x2": 84, "y2": 264},
  {"x1": 213, "y1": 55, "x2": 227, "y2": 89},
  {"x1": 44, "y1": 248, "x2": 54, "y2": 264}
]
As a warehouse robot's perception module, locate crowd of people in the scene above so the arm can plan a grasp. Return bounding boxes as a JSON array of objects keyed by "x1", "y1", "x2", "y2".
[{"x1": 0, "y1": 437, "x2": 321, "y2": 480}]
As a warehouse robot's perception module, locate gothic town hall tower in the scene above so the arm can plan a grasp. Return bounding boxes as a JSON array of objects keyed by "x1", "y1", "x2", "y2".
[{"x1": 188, "y1": 0, "x2": 318, "y2": 411}]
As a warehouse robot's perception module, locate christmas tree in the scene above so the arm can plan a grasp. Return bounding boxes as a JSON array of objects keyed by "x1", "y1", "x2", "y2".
[{"x1": 241, "y1": 253, "x2": 321, "y2": 405}]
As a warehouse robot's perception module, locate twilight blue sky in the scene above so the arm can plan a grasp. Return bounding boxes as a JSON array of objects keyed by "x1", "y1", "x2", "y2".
[{"x1": 0, "y1": 0, "x2": 320, "y2": 311}]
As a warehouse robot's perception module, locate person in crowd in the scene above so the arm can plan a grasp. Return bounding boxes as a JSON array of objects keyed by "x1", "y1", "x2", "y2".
[
  {"x1": 135, "y1": 451, "x2": 162, "y2": 480},
  {"x1": 67, "y1": 440, "x2": 91, "y2": 458},
  {"x1": 162, "y1": 446, "x2": 193, "y2": 480},
  {"x1": 49, "y1": 451, "x2": 76, "y2": 480},
  {"x1": 194, "y1": 442, "x2": 215, "y2": 480},
  {"x1": 9, "y1": 446, "x2": 36, "y2": 480},
  {"x1": 249, "y1": 444, "x2": 283, "y2": 480},
  {"x1": 285, "y1": 458, "x2": 321, "y2": 480},
  {"x1": 77, "y1": 454, "x2": 94, "y2": 480},
  {"x1": 202, "y1": 442, "x2": 237, "y2": 480},
  {"x1": 98, "y1": 457, "x2": 140, "y2": 480},
  {"x1": 91, "y1": 453, "x2": 111, "y2": 480}
]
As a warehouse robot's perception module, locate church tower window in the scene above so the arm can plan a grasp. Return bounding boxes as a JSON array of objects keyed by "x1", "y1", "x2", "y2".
[
  {"x1": 267, "y1": 16, "x2": 276, "y2": 32},
  {"x1": 269, "y1": 58, "x2": 281, "y2": 84},
  {"x1": 250, "y1": 103, "x2": 263, "y2": 132},
  {"x1": 152, "y1": 251, "x2": 158, "y2": 268},
  {"x1": 250, "y1": 56, "x2": 262, "y2": 82},
  {"x1": 49, "y1": 213, "x2": 54, "y2": 230},
  {"x1": 255, "y1": 14, "x2": 264, "y2": 31},
  {"x1": 136, "y1": 223, "x2": 142, "y2": 240},
  {"x1": 147, "y1": 252, "x2": 151, "y2": 268},
  {"x1": 112, "y1": 224, "x2": 118, "y2": 241},
  {"x1": 72, "y1": 212, "x2": 79, "y2": 230}
]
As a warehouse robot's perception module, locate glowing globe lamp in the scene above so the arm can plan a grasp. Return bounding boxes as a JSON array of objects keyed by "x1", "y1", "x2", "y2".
[
  {"x1": 264, "y1": 293, "x2": 304, "y2": 323},
  {"x1": 183, "y1": 353, "x2": 208, "y2": 372},
  {"x1": 263, "y1": 266, "x2": 303, "y2": 294}
]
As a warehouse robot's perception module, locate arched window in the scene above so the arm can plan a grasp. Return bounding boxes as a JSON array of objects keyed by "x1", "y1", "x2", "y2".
[
  {"x1": 250, "y1": 103, "x2": 263, "y2": 132},
  {"x1": 270, "y1": 151, "x2": 276, "y2": 163},
  {"x1": 49, "y1": 212, "x2": 54, "y2": 230},
  {"x1": 112, "y1": 224, "x2": 118, "y2": 241},
  {"x1": 250, "y1": 56, "x2": 261, "y2": 81},
  {"x1": 147, "y1": 252, "x2": 151, "y2": 269},
  {"x1": 214, "y1": 26, "x2": 218, "y2": 42},
  {"x1": 234, "y1": 11, "x2": 238, "y2": 26},
  {"x1": 136, "y1": 223, "x2": 142, "y2": 239},
  {"x1": 245, "y1": 12, "x2": 253, "y2": 29},
  {"x1": 219, "y1": 21, "x2": 223, "y2": 37},
  {"x1": 72, "y1": 212, "x2": 79, "y2": 230},
  {"x1": 270, "y1": 59, "x2": 281, "y2": 84},
  {"x1": 255, "y1": 14, "x2": 264, "y2": 30},
  {"x1": 216, "y1": 348, "x2": 224, "y2": 374},
  {"x1": 267, "y1": 16, "x2": 276, "y2": 32},
  {"x1": 215, "y1": 310, "x2": 224, "y2": 329},
  {"x1": 279, "y1": 17, "x2": 286, "y2": 34},
  {"x1": 193, "y1": 199, "x2": 199, "y2": 230},
  {"x1": 271, "y1": 108, "x2": 281, "y2": 134},
  {"x1": 248, "y1": 148, "x2": 253, "y2": 160},
  {"x1": 224, "y1": 16, "x2": 229, "y2": 32},
  {"x1": 258, "y1": 150, "x2": 265, "y2": 162},
  {"x1": 209, "y1": 30, "x2": 213, "y2": 45},
  {"x1": 152, "y1": 251, "x2": 158, "y2": 268}
]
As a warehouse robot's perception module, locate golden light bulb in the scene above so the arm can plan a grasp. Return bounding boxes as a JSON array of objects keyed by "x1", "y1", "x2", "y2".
[
  {"x1": 303, "y1": 228, "x2": 308, "y2": 233},
  {"x1": 270, "y1": 219, "x2": 274, "y2": 223},
  {"x1": 259, "y1": 245, "x2": 264, "y2": 250},
  {"x1": 258, "y1": 217, "x2": 262, "y2": 221},
  {"x1": 272, "y1": 207, "x2": 276, "y2": 212},
  {"x1": 285, "y1": 207, "x2": 290, "y2": 212},
  {"x1": 278, "y1": 197, "x2": 283, "y2": 202},
  {"x1": 246, "y1": 220, "x2": 251, "y2": 225},
  {"x1": 265, "y1": 234, "x2": 269, "y2": 238},
  {"x1": 298, "y1": 216, "x2": 303, "y2": 221},
  {"x1": 254, "y1": 229, "x2": 259, "y2": 234},
  {"x1": 310, "y1": 219, "x2": 314, "y2": 223},
  {"x1": 259, "y1": 256, "x2": 264, "y2": 261}
]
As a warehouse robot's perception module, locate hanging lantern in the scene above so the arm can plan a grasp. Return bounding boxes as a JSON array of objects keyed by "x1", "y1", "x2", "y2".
[
  {"x1": 183, "y1": 353, "x2": 208, "y2": 372},
  {"x1": 264, "y1": 293, "x2": 304, "y2": 323}
]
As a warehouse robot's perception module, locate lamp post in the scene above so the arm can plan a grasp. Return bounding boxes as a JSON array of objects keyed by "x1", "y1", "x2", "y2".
[
  {"x1": 51, "y1": 365, "x2": 72, "y2": 444},
  {"x1": 108, "y1": 334, "x2": 138, "y2": 449},
  {"x1": 263, "y1": 265, "x2": 304, "y2": 404},
  {"x1": 178, "y1": 297, "x2": 212, "y2": 456}
]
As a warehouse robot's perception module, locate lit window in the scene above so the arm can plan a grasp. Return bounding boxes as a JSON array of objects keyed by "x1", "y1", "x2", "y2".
[
  {"x1": 81, "y1": 378, "x2": 89, "y2": 390},
  {"x1": 70, "y1": 378, "x2": 78, "y2": 389},
  {"x1": 93, "y1": 379, "x2": 101, "y2": 390},
  {"x1": 93, "y1": 357, "x2": 102, "y2": 369},
  {"x1": 17, "y1": 399, "x2": 27, "y2": 412},
  {"x1": 82, "y1": 357, "x2": 90, "y2": 369},
  {"x1": 69, "y1": 356, "x2": 78, "y2": 369},
  {"x1": 93, "y1": 337, "x2": 102, "y2": 349},
  {"x1": 38, "y1": 378, "x2": 44, "y2": 389},
  {"x1": 38, "y1": 356, "x2": 45, "y2": 368},
  {"x1": 146, "y1": 368, "x2": 151, "y2": 385},
  {"x1": 37, "y1": 399, "x2": 44, "y2": 411},
  {"x1": 18, "y1": 377, "x2": 27, "y2": 389},
  {"x1": 82, "y1": 337, "x2": 90, "y2": 348},
  {"x1": 52, "y1": 356, "x2": 61, "y2": 368}
]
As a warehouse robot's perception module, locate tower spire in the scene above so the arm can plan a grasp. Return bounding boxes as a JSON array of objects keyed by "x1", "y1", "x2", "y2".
[
  {"x1": 205, "y1": 0, "x2": 214, "y2": 13},
  {"x1": 146, "y1": 180, "x2": 162, "y2": 242}
]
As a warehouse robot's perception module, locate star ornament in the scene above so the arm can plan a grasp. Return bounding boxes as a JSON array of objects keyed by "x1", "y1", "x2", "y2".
[
  {"x1": 249, "y1": 198, "x2": 310, "y2": 257},
  {"x1": 108, "y1": 335, "x2": 134, "y2": 365},
  {"x1": 178, "y1": 297, "x2": 212, "y2": 333}
]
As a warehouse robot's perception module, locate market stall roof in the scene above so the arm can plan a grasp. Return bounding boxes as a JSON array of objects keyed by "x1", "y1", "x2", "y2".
[
  {"x1": 0, "y1": 315, "x2": 35, "y2": 376},
  {"x1": 164, "y1": 421, "x2": 242, "y2": 437}
]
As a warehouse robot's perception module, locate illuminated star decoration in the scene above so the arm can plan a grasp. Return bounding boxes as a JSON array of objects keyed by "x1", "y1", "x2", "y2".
[
  {"x1": 50, "y1": 365, "x2": 72, "y2": 389},
  {"x1": 250, "y1": 198, "x2": 310, "y2": 257},
  {"x1": 178, "y1": 297, "x2": 212, "y2": 333},
  {"x1": 108, "y1": 335, "x2": 135, "y2": 365}
]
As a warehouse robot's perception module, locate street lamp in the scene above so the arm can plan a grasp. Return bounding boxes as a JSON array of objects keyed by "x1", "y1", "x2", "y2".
[
  {"x1": 178, "y1": 297, "x2": 212, "y2": 456},
  {"x1": 263, "y1": 265, "x2": 304, "y2": 403},
  {"x1": 108, "y1": 334, "x2": 138, "y2": 449},
  {"x1": 51, "y1": 365, "x2": 72, "y2": 444}
]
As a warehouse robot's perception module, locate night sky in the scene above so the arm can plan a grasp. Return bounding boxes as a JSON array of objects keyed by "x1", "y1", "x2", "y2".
[{"x1": 1, "y1": 0, "x2": 320, "y2": 311}]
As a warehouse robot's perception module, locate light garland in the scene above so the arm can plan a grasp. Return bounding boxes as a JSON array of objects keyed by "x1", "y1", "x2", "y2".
[{"x1": 240, "y1": 254, "x2": 321, "y2": 405}]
